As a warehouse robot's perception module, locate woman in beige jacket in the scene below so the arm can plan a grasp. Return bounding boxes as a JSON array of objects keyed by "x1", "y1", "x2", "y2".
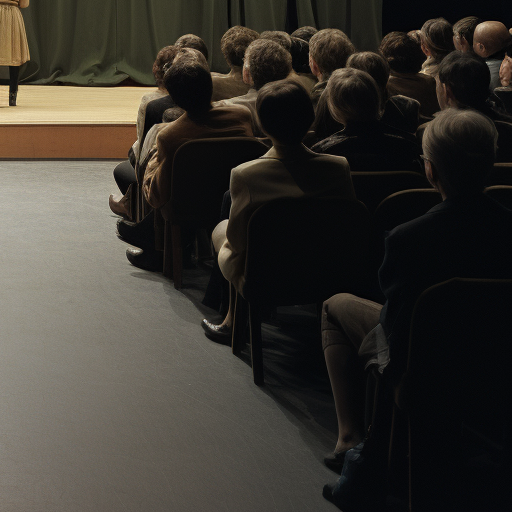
[{"x1": 0, "y1": 0, "x2": 30, "y2": 106}]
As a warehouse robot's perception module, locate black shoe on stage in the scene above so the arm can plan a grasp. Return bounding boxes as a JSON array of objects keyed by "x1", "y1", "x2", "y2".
[
  {"x1": 126, "y1": 247, "x2": 163, "y2": 272},
  {"x1": 9, "y1": 92, "x2": 17, "y2": 106}
]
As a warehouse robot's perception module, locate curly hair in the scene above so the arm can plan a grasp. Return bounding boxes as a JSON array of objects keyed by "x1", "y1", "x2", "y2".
[
  {"x1": 152, "y1": 46, "x2": 179, "y2": 89},
  {"x1": 175, "y1": 34, "x2": 209, "y2": 61},
  {"x1": 220, "y1": 26, "x2": 259, "y2": 68},
  {"x1": 245, "y1": 39, "x2": 292, "y2": 90}
]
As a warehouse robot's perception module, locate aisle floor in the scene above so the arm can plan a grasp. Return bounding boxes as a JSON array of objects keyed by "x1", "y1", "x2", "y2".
[{"x1": 0, "y1": 161, "x2": 339, "y2": 512}]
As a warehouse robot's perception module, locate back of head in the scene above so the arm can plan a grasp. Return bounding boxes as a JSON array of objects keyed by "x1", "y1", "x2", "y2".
[
  {"x1": 347, "y1": 51, "x2": 390, "y2": 97},
  {"x1": 291, "y1": 26, "x2": 318, "y2": 43},
  {"x1": 473, "y1": 21, "x2": 512, "y2": 58},
  {"x1": 259, "y1": 30, "x2": 292, "y2": 52},
  {"x1": 221, "y1": 26, "x2": 259, "y2": 68},
  {"x1": 256, "y1": 79, "x2": 314, "y2": 144},
  {"x1": 175, "y1": 34, "x2": 209, "y2": 61},
  {"x1": 423, "y1": 108, "x2": 497, "y2": 197},
  {"x1": 326, "y1": 67, "x2": 381, "y2": 124},
  {"x1": 290, "y1": 36, "x2": 311, "y2": 74},
  {"x1": 309, "y1": 29, "x2": 355, "y2": 78},
  {"x1": 453, "y1": 16, "x2": 481, "y2": 50},
  {"x1": 245, "y1": 39, "x2": 292, "y2": 90},
  {"x1": 421, "y1": 18, "x2": 455, "y2": 59},
  {"x1": 379, "y1": 31, "x2": 425, "y2": 74},
  {"x1": 164, "y1": 49, "x2": 212, "y2": 114},
  {"x1": 153, "y1": 45, "x2": 179, "y2": 89},
  {"x1": 438, "y1": 51, "x2": 490, "y2": 109}
]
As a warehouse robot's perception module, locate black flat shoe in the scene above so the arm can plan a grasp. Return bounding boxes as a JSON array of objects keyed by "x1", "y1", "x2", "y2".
[
  {"x1": 117, "y1": 217, "x2": 155, "y2": 249},
  {"x1": 201, "y1": 319, "x2": 232, "y2": 345},
  {"x1": 324, "y1": 451, "x2": 347, "y2": 474},
  {"x1": 126, "y1": 247, "x2": 163, "y2": 272}
]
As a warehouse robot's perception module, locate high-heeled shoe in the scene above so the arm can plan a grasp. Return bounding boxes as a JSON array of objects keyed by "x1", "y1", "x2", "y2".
[{"x1": 9, "y1": 92, "x2": 17, "y2": 106}]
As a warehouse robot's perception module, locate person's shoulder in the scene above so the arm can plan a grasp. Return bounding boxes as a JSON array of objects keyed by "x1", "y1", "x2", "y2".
[{"x1": 306, "y1": 149, "x2": 350, "y2": 169}]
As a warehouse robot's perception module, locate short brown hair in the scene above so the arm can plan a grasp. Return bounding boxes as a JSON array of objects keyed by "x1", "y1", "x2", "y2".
[
  {"x1": 379, "y1": 31, "x2": 425, "y2": 74},
  {"x1": 152, "y1": 45, "x2": 179, "y2": 89},
  {"x1": 309, "y1": 29, "x2": 355, "y2": 78},
  {"x1": 175, "y1": 34, "x2": 209, "y2": 61},
  {"x1": 259, "y1": 30, "x2": 292, "y2": 52},
  {"x1": 221, "y1": 26, "x2": 259, "y2": 68},
  {"x1": 245, "y1": 39, "x2": 292, "y2": 90},
  {"x1": 291, "y1": 26, "x2": 318, "y2": 43}
]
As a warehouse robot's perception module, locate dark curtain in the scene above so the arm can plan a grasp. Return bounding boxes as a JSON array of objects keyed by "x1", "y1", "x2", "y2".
[{"x1": 4, "y1": 0, "x2": 382, "y2": 86}]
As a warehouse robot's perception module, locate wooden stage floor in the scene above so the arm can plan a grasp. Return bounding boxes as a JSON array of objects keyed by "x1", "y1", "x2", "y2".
[{"x1": 0, "y1": 85, "x2": 153, "y2": 159}]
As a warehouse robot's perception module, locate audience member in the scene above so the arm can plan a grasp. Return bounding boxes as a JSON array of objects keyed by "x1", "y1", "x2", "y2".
[
  {"x1": 347, "y1": 51, "x2": 421, "y2": 134},
  {"x1": 494, "y1": 52, "x2": 512, "y2": 114},
  {"x1": 109, "y1": 45, "x2": 181, "y2": 220},
  {"x1": 419, "y1": 18, "x2": 455, "y2": 77},
  {"x1": 321, "y1": 109, "x2": 512, "y2": 507},
  {"x1": 211, "y1": 26, "x2": 259, "y2": 101},
  {"x1": 312, "y1": 68, "x2": 421, "y2": 172},
  {"x1": 217, "y1": 39, "x2": 293, "y2": 136},
  {"x1": 473, "y1": 21, "x2": 512, "y2": 89},
  {"x1": 201, "y1": 79, "x2": 356, "y2": 342},
  {"x1": 291, "y1": 26, "x2": 318, "y2": 42},
  {"x1": 117, "y1": 48, "x2": 254, "y2": 271},
  {"x1": 290, "y1": 36, "x2": 317, "y2": 92},
  {"x1": 259, "y1": 30, "x2": 292, "y2": 52},
  {"x1": 141, "y1": 35, "x2": 210, "y2": 146},
  {"x1": 380, "y1": 31, "x2": 439, "y2": 117},
  {"x1": 418, "y1": 51, "x2": 512, "y2": 161},
  {"x1": 309, "y1": 29, "x2": 355, "y2": 107},
  {"x1": 175, "y1": 33, "x2": 209, "y2": 60},
  {"x1": 452, "y1": 16, "x2": 481, "y2": 52}
]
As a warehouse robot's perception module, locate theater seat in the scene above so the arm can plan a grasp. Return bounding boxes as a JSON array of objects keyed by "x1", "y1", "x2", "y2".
[
  {"x1": 231, "y1": 196, "x2": 371, "y2": 385},
  {"x1": 160, "y1": 137, "x2": 267, "y2": 289}
]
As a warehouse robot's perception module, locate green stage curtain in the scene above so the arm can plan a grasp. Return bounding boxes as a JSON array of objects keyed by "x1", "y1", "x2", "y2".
[
  {"x1": 295, "y1": 0, "x2": 382, "y2": 51},
  {"x1": 4, "y1": 0, "x2": 381, "y2": 86}
]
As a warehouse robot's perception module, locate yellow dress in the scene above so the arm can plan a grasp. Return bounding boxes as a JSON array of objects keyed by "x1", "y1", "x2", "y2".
[{"x1": 0, "y1": 0, "x2": 30, "y2": 66}]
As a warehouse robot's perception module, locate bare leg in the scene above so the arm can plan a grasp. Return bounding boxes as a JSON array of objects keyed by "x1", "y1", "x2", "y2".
[
  {"x1": 322, "y1": 294, "x2": 382, "y2": 452},
  {"x1": 324, "y1": 343, "x2": 365, "y2": 452}
]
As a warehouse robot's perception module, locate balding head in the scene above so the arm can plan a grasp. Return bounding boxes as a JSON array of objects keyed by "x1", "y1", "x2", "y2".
[{"x1": 473, "y1": 21, "x2": 512, "y2": 58}]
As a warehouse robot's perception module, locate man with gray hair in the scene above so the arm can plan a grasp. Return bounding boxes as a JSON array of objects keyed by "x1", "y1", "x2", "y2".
[{"x1": 320, "y1": 108, "x2": 512, "y2": 504}]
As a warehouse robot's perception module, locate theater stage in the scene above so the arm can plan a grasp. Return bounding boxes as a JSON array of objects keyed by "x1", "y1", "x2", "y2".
[{"x1": 0, "y1": 85, "x2": 152, "y2": 159}]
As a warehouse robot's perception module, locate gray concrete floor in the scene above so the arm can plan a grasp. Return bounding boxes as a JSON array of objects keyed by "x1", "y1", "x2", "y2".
[{"x1": 0, "y1": 161, "x2": 339, "y2": 512}]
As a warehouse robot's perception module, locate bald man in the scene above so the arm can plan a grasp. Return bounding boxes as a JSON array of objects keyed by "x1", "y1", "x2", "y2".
[{"x1": 473, "y1": 21, "x2": 512, "y2": 89}]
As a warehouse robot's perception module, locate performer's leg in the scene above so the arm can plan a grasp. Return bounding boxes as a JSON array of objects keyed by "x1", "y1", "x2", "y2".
[{"x1": 9, "y1": 66, "x2": 20, "y2": 106}]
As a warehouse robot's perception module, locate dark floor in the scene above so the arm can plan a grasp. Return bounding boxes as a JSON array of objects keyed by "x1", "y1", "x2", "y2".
[{"x1": 0, "y1": 160, "x2": 340, "y2": 511}]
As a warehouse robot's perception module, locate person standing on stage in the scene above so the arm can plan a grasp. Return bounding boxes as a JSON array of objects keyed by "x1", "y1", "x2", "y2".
[{"x1": 0, "y1": 0, "x2": 30, "y2": 106}]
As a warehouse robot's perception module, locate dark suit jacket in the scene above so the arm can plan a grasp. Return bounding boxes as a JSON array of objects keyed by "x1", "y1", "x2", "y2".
[
  {"x1": 378, "y1": 193, "x2": 512, "y2": 378},
  {"x1": 312, "y1": 119, "x2": 421, "y2": 172}
]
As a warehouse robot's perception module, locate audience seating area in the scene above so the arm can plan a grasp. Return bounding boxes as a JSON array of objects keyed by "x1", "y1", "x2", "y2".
[{"x1": 106, "y1": 17, "x2": 512, "y2": 512}]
